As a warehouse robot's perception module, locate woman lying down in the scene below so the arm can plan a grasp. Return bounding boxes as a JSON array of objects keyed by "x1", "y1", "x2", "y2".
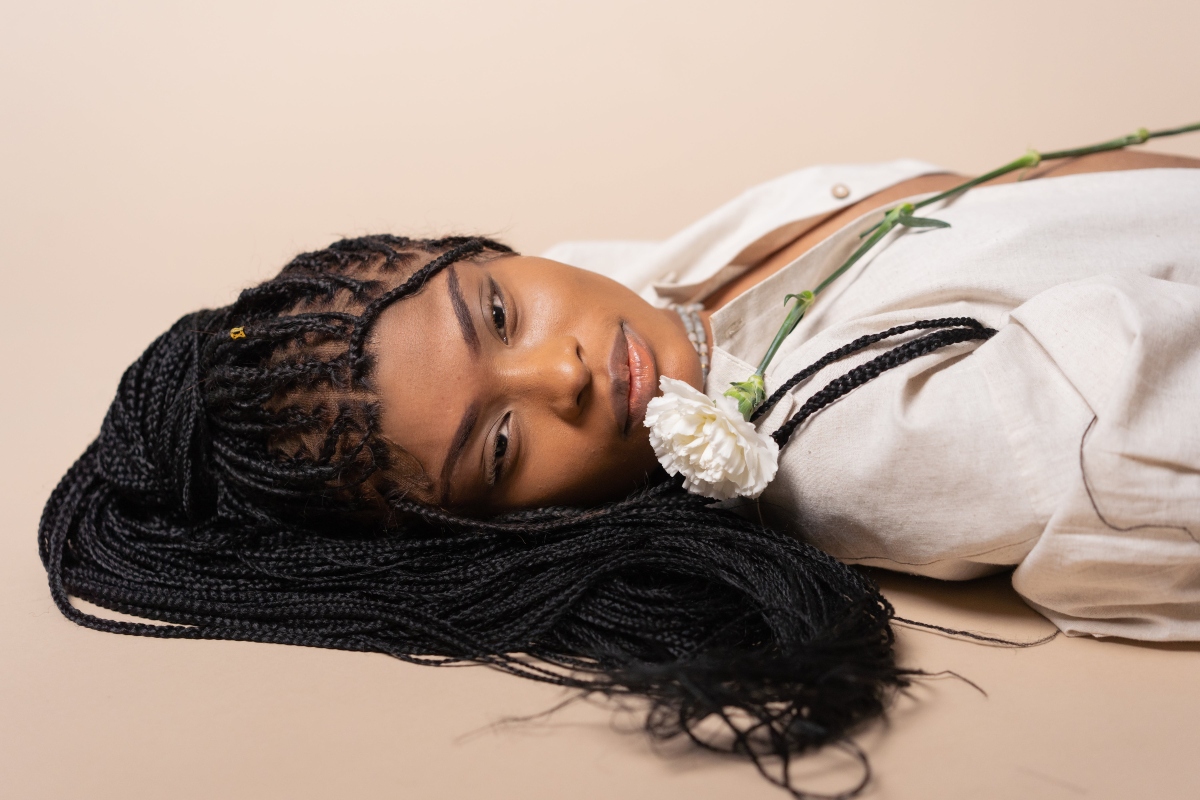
[{"x1": 40, "y1": 137, "x2": 1200, "y2": 796}]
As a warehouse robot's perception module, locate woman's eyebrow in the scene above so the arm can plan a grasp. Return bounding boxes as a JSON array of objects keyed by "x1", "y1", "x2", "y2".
[
  {"x1": 445, "y1": 267, "x2": 480, "y2": 354},
  {"x1": 440, "y1": 401, "x2": 480, "y2": 506}
]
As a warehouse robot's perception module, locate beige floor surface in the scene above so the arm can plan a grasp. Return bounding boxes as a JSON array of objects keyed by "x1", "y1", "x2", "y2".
[{"x1": 4, "y1": 2, "x2": 1200, "y2": 798}]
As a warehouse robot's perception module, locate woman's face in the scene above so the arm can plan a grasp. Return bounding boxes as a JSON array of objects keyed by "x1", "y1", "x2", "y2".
[{"x1": 372, "y1": 254, "x2": 703, "y2": 513}]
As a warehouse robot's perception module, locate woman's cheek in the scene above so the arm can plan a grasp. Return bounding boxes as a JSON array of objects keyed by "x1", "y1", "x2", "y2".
[{"x1": 573, "y1": 438, "x2": 611, "y2": 479}]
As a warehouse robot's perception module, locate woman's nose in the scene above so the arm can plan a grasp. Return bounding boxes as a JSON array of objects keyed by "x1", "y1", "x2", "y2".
[{"x1": 503, "y1": 336, "x2": 591, "y2": 420}]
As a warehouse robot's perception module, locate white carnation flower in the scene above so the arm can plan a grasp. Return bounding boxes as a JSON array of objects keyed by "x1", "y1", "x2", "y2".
[{"x1": 644, "y1": 376, "x2": 779, "y2": 500}]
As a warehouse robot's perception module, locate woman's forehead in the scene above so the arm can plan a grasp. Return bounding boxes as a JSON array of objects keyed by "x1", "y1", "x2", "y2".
[{"x1": 370, "y1": 263, "x2": 479, "y2": 468}]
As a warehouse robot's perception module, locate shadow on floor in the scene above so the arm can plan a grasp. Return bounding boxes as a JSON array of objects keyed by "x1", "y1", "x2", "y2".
[{"x1": 862, "y1": 566, "x2": 1200, "y2": 652}]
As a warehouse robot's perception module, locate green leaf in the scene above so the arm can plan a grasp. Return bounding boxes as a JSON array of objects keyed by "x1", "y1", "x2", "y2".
[
  {"x1": 896, "y1": 214, "x2": 951, "y2": 229},
  {"x1": 783, "y1": 290, "x2": 815, "y2": 308}
]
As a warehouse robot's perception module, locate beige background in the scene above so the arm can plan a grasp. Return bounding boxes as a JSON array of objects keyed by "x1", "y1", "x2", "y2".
[{"x1": 3, "y1": 2, "x2": 1199, "y2": 798}]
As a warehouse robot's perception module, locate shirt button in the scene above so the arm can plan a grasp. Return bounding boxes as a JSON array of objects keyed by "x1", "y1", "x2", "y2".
[
  {"x1": 726, "y1": 319, "x2": 744, "y2": 335},
  {"x1": 831, "y1": 183, "x2": 851, "y2": 199}
]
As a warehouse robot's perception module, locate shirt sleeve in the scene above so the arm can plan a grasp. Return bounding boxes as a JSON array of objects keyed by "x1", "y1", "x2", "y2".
[
  {"x1": 757, "y1": 310, "x2": 1054, "y2": 582},
  {"x1": 1002, "y1": 273, "x2": 1200, "y2": 641},
  {"x1": 759, "y1": 272, "x2": 1200, "y2": 640}
]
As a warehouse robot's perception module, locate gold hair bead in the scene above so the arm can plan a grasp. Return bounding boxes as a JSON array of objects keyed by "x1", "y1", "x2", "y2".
[{"x1": 229, "y1": 326, "x2": 246, "y2": 340}]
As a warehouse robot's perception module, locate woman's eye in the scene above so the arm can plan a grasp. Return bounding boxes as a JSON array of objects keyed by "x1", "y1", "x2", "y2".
[
  {"x1": 491, "y1": 414, "x2": 511, "y2": 484},
  {"x1": 491, "y1": 292, "x2": 508, "y2": 342}
]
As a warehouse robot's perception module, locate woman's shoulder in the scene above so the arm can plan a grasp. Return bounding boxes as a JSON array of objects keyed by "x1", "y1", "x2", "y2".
[{"x1": 543, "y1": 159, "x2": 949, "y2": 300}]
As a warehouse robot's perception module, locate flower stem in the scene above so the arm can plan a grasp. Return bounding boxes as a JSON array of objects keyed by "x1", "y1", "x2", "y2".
[
  {"x1": 814, "y1": 204, "x2": 910, "y2": 295},
  {"x1": 909, "y1": 150, "x2": 1041, "y2": 211},
  {"x1": 755, "y1": 291, "x2": 814, "y2": 374},
  {"x1": 735, "y1": 121, "x2": 1199, "y2": 414},
  {"x1": 861, "y1": 122, "x2": 1200, "y2": 237},
  {"x1": 749, "y1": 202, "x2": 910, "y2": 376}
]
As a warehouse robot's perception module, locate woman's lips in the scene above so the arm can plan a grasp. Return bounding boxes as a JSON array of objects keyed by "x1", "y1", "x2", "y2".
[
  {"x1": 622, "y1": 322, "x2": 657, "y2": 434},
  {"x1": 608, "y1": 327, "x2": 631, "y2": 434},
  {"x1": 608, "y1": 322, "x2": 658, "y2": 436}
]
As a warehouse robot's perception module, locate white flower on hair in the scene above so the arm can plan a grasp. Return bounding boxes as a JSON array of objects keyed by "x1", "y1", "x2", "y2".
[{"x1": 644, "y1": 376, "x2": 779, "y2": 501}]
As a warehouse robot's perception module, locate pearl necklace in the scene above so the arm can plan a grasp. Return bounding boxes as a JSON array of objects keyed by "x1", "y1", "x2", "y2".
[{"x1": 667, "y1": 302, "x2": 709, "y2": 384}]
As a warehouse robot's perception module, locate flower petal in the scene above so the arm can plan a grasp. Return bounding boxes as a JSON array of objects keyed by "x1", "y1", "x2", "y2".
[{"x1": 644, "y1": 375, "x2": 780, "y2": 500}]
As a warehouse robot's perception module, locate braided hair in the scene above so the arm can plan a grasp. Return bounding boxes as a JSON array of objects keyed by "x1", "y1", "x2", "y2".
[{"x1": 39, "y1": 234, "x2": 962, "y2": 799}]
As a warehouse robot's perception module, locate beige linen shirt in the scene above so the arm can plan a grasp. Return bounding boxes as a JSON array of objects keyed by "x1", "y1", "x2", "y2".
[{"x1": 545, "y1": 162, "x2": 1200, "y2": 641}]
